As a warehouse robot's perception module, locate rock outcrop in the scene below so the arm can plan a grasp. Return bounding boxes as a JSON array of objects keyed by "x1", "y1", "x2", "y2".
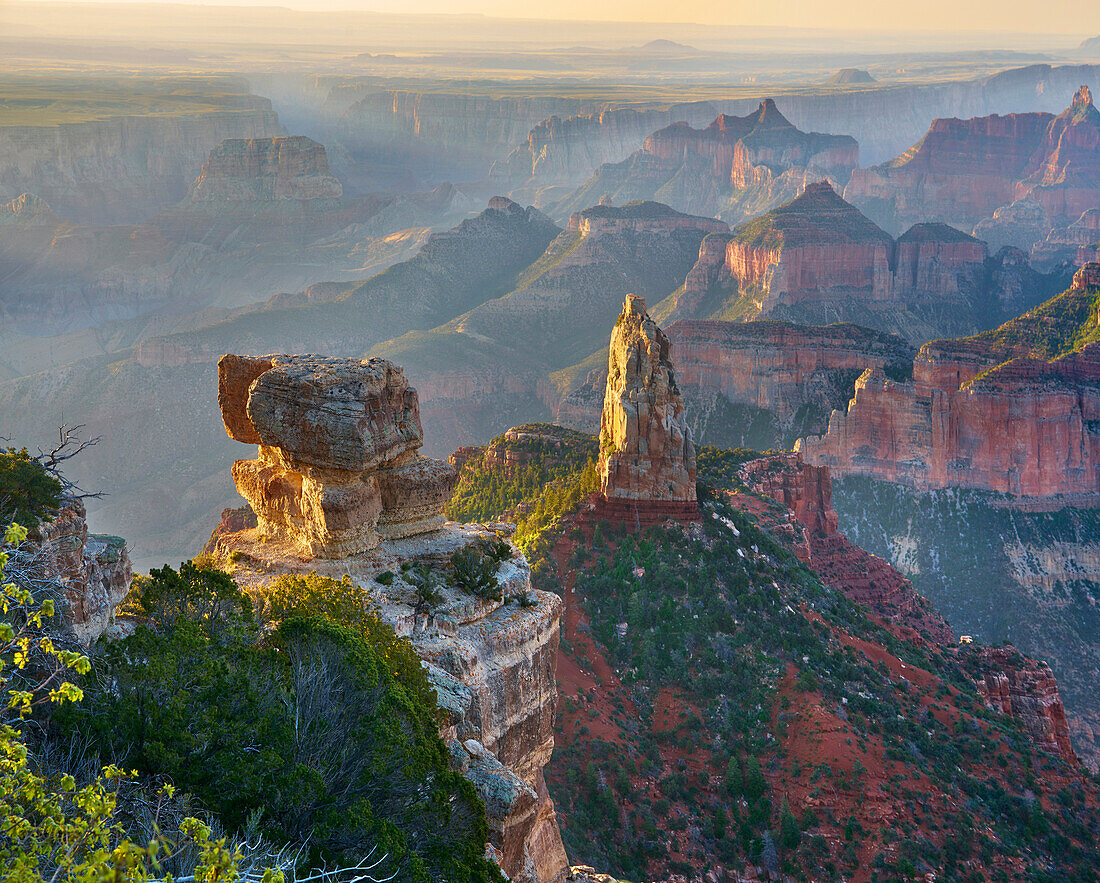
[
  {"x1": 846, "y1": 87, "x2": 1100, "y2": 252},
  {"x1": 212, "y1": 353, "x2": 567, "y2": 882},
  {"x1": 970, "y1": 646, "x2": 1078, "y2": 765},
  {"x1": 597, "y1": 296, "x2": 698, "y2": 523},
  {"x1": 798, "y1": 263, "x2": 1100, "y2": 499},
  {"x1": 36, "y1": 496, "x2": 132, "y2": 645},
  {"x1": 218, "y1": 353, "x2": 456, "y2": 557},
  {"x1": 558, "y1": 102, "x2": 858, "y2": 225}
]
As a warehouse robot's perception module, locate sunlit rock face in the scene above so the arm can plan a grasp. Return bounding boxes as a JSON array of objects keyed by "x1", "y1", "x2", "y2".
[
  {"x1": 597, "y1": 295, "x2": 699, "y2": 523},
  {"x1": 218, "y1": 353, "x2": 455, "y2": 558},
  {"x1": 187, "y1": 136, "x2": 342, "y2": 204},
  {"x1": 798, "y1": 263, "x2": 1100, "y2": 499}
]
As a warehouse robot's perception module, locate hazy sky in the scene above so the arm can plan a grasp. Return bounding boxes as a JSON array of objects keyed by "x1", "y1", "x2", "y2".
[{"x1": 15, "y1": 0, "x2": 1099, "y2": 34}]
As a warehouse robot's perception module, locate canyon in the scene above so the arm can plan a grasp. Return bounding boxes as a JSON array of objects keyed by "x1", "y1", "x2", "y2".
[
  {"x1": 557, "y1": 101, "x2": 858, "y2": 224},
  {"x1": 0, "y1": 83, "x2": 283, "y2": 224}
]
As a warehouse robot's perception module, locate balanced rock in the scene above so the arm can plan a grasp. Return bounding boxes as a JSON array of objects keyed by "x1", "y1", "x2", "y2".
[
  {"x1": 218, "y1": 353, "x2": 456, "y2": 557},
  {"x1": 597, "y1": 295, "x2": 698, "y2": 522}
]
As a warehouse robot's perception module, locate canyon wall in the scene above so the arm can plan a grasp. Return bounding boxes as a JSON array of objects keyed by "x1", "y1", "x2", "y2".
[
  {"x1": 846, "y1": 85, "x2": 1100, "y2": 252},
  {"x1": 798, "y1": 264, "x2": 1100, "y2": 499},
  {"x1": 0, "y1": 99, "x2": 283, "y2": 223}
]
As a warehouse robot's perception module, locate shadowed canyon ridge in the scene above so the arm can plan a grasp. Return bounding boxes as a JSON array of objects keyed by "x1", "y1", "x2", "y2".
[{"x1": 2, "y1": 6, "x2": 1100, "y2": 881}]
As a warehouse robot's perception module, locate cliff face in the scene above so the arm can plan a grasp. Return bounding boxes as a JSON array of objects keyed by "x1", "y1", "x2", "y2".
[
  {"x1": 558, "y1": 102, "x2": 858, "y2": 225},
  {"x1": 35, "y1": 496, "x2": 132, "y2": 646},
  {"x1": 971, "y1": 646, "x2": 1077, "y2": 765},
  {"x1": 210, "y1": 353, "x2": 568, "y2": 883},
  {"x1": 684, "y1": 183, "x2": 1059, "y2": 344},
  {"x1": 846, "y1": 87, "x2": 1100, "y2": 252},
  {"x1": 668, "y1": 319, "x2": 911, "y2": 443},
  {"x1": 186, "y1": 136, "x2": 343, "y2": 205},
  {"x1": 597, "y1": 296, "x2": 698, "y2": 523},
  {"x1": 0, "y1": 99, "x2": 282, "y2": 224},
  {"x1": 735, "y1": 453, "x2": 953, "y2": 643},
  {"x1": 798, "y1": 263, "x2": 1100, "y2": 498}
]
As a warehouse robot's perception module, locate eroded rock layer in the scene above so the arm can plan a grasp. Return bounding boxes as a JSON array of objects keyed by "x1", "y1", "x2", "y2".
[
  {"x1": 597, "y1": 295, "x2": 698, "y2": 523},
  {"x1": 735, "y1": 453, "x2": 954, "y2": 643},
  {"x1": 37, "y1": 496, "x2": 132, "y2": 646},
  {"x1": 218, "y1": 353, "x2": 455, "y2": 557},
  {"x1": 798, "y1": 263, "x2": 1100, "y2": 499}
]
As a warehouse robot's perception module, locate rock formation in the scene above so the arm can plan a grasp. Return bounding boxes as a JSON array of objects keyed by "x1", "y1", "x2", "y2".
[
  {"x1": 798, "y1": 262, "x2": 1100, "y2": 499},
  {"x1": 846, "y1": 87, "x2": 1100, "y2": 252},
  {"x1": 556, "y1": 320, "x2": 913, "y2": 445},
  {"x1": 970, "y1": 646, "x2": 1078, "y2": 765},
  {"x1": 212, "y1": 353, "x2": 568, "y2": 882},
  {"x1": 597, "y1": 295, "x2": 698, "y2": 523},
  {"x1": 736, "y1": 453, "x2": 954, "y2": 643},
  {"x1": 218, "y1": 353, "x2": 457, "y2": 557},
  {"x1": 681, "y1": 182, "x2": 1060, "y2": 343},
  {"x1": 187, "y1": 136, "x2": 343, "y2": 205},
  {"x1": 34, "y1": 496, "x2": 132, "y2": 646},
  {"x1": 558, "y1": 102, "x2": 858, "y2": 225}
]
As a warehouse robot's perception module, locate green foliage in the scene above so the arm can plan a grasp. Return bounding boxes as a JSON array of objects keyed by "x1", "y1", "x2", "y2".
[
  {"x1": 446, "y1": 424, "x2": 599, "y2": 562},
  {"x1": 451, "y1": 547, "x2": 499, "y2": 599},
  {"x1": 63, "y1": 565, "x2": 502, "y2": 883},
  {"x1": 0, "y1": 451, "x2": 61, "y2": 533},
  {"x1": 0, "y1": 523, "x2": 255, "y2": 883},
  {"x1": 375, "y1": 570, "x2": 396, "y2": 586}
]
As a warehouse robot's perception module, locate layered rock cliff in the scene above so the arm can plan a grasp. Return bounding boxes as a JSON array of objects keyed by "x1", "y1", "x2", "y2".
[
  {"x1": 798, "y1": 262, "x2": 1100, "y2": 499},
  {"x1": 0, "y1": 93, "x2": 282, "y2": 224},
  {"x1": 735, "y1": 452, "x2": 952, "y2": 643},
  {"x1": 210, "y1": 353, "x2": 568, "y2": 882},
  {"x1": 35, "y1": 495, "x2": 132, "y2": 646},
  {"x1": 968, "y1": 645, "x2": 1077, "y2": 765},
  {"x1": 557, "y1": 102, "x2": 857, "y2": 225},
  {"x1": 681, "y1": 182, "x2": 1060, "y2": 343},
  {"x1": 186, "y1": 135, "x2": 342, "y2": 206},
  {"x1": 847, "y1": 86, "x2": 1100, "y2": 252},
  {"x1": 596, "y1": 296, "x2": 698, "y2": 524}
]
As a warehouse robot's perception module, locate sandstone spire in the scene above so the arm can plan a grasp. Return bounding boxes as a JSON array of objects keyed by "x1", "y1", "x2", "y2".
[
  {"x1": 597, "y1": 295, "x2": 699, "y2": 522},
  {"x1": 217, "y1": 353, "x2": 456, "y2": 558}
]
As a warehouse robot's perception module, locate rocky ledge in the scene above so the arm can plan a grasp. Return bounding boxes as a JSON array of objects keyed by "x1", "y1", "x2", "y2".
[{"x1": 211, "y1": 352, "x2": 568, "y2": 883}]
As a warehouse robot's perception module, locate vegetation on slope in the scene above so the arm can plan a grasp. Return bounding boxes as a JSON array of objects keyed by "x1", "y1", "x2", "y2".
[
  {"x1": 447, "y1": 423, "x2": 598, "y2": 568},
  {"x1": 455, "y1": 430, "x2": 1100, "y2": 882},
  {"x1": 960, "y1": 276, "x2": 1100, "y2": 363},
  {"x1": 53, "y1": 564, "x2": 503, "y2": 883}
]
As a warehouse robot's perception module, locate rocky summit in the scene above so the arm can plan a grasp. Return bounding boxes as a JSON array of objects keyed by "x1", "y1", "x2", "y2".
[
  {"x1": 188, "y1": 135, "x2": 343, "y2": 204},
  {"x1": 597, "y1": 295, "x2": 698, "y2": 524}
]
